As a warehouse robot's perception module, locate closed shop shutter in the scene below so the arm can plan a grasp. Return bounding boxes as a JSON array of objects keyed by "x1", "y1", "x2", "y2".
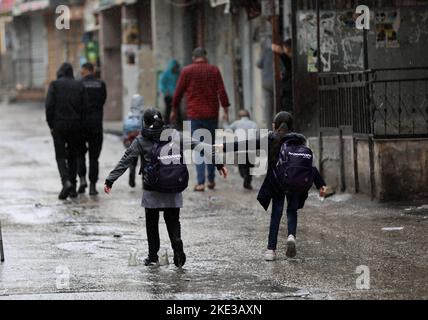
[{"x1": 30, "y1": 15, "x2": 47, "y2": 88}]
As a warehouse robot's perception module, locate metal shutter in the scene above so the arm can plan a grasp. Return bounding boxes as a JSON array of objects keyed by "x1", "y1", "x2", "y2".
[{"x1": 30, "y1": 15, "x2": 47, "y2": 88}]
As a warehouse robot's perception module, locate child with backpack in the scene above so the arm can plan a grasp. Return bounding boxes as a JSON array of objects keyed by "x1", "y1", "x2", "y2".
[
  {"x1": 105, "y1": 108, "x2": 227, "y2": 267},
  {"x1": 221, "y1": 111, "x2": 327, "y2": 261}
]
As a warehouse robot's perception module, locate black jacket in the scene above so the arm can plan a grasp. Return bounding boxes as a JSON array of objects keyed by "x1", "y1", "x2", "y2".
[
  {"x1": 46, "y1": 64, "x2": 88, "y2": 130},
  {"x1": 105, "y1": 127, "x2": 223, "y2": 190},
  {"x1": 81, "y1": 75, "x2": 107, "y2": 128},
  {"x1": 224, "y1": 132, "x2": 326, "y2": 211}
]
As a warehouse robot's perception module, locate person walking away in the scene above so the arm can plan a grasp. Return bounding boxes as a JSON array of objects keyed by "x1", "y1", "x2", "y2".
[
  {"x1": 272, "y1": 39, "x2": 293, "y2": 113},
  {"x1": 46, "y1": 63, "x2": 88, "y2": 200},
  {"x1": 225, "y1": 110, "x2": 259, "y2": 190},
  {"x1": 257, "y1": 35, "x2": 275, "y2": 129},
  {"x1": 104, "y1": 108, "x2": 227, "y2": 267},
  {"x1": 171, "y1": 48, "x2": 230, "y2": 192},
  {"x1": 221, "y1": 112, "x2": 328, "y2": 261},
  {"x1": 77, "y1": 63, "x2": 107, "y2": 196},
  {"x1": 159, "y1": 59, "x2": 180, "y2": 125},
  {"x1": 123, "y1": 94, "x2": 144, "y2": 188}
]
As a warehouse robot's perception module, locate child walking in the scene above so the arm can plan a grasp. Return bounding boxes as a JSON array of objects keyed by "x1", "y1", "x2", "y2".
[
  {"x1": 222, "y1": 112, "x2": 327, "y2": 261},
  {"x1": 105, "y1": 108, "x2": 226, "y2": 267},
  {"x1": 225, "y1": 110, "x2": 259, "y2": 190},
  {"x1": 122, "y1": 94, "x2": 144, "y2": 188}
]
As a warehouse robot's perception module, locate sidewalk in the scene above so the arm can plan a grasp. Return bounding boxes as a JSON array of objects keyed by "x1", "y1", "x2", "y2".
[{"x1": 0, "y1": 101, "x2": 427, "y2": 300}]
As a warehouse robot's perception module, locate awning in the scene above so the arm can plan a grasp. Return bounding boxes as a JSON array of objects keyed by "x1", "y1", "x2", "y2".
[
  {"x1": 12, "y1": 0, "x2": 50, "y2": 16},
  {"x1": 97, "y1": 0, "x2": 136, "y2": 12},
  {"x1": 0, "y1": 0, "x2": 14, "y2": 15}
]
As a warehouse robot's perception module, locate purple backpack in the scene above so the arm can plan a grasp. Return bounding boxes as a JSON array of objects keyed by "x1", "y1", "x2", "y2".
[
  {"x1": 273, "y1": 142, "x2": 314, "y2": 193},
  {"x1": 142, "y1": 140, "x2": 189, "y2": 193}
]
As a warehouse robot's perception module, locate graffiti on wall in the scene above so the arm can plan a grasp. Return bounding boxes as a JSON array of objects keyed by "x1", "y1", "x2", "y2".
[
  {"x1": 298, "y1": 10, "x2": 363, "y2": 72},
  {"x1": 408, "y1": 10, "x2": 428, "y2": 44}
]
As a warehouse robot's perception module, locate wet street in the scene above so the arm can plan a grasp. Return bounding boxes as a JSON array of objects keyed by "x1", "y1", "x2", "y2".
[{"x1": 0, "y1": 101, "x2": 427, "y2": 300}]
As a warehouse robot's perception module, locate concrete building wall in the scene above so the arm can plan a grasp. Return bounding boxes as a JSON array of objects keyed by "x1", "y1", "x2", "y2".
[
  {"x1": 46, "y1": 11, "x2": 84, "y2": 83},
  {"x1": 0, "y1": 16, "x2": 14, "y2": 93},
  {"x1": 308, "y1": 135, "x2": 428, "y2": 202},
  {"x1": 374, "y1": 139, "x2": 428, "y2": 201},
  {"x1": 206, "y1": 6, "x2": 237, "y2": 121},
  {"x1": 100, "y1": 7, "x2": 123, "y2": 121},
  {"x1": 12, "y1": 15, "x2": 32, "y2": 90},
  {"x1": 151, "y1": 0, "x2": 173, "y2": 70}
]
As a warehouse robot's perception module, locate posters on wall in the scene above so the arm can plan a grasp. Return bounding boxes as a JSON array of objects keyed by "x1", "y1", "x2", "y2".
[
  {"x1": 375, "y1": 10, "x2": 400, "y2": 48},
  {"x1": 298, "y1": 10, "x2": 363, "y2": 73}
]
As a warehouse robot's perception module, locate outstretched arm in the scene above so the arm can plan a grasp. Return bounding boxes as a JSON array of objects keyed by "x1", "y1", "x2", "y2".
[
  {"x1": 313, "y1": 167, "x2": 328, "y2": 197},
  {"x1": 105, "y1": 139, "x2": 142, "y2": 193},
  {"x1": 221, "y1": 133, "x2": 268, "y2": 153},
  {"x1": 178, "y1": 131, "x2": 226, "y2": 176}
]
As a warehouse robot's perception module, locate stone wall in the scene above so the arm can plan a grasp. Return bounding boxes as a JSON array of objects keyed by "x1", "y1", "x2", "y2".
[{"x1": 309, "y1": 134, "x2": 428, "y2": 202}]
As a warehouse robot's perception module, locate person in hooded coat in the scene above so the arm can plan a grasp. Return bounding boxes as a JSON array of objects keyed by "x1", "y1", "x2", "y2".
[
  {"x1": 77, "y1": 62, "x2": 107, "y2": 196},
  {"x1": 46, "y1": 63, "x2": 88, "y2": 200},
  {"x1": 122, "y1": 94, "x2": 144, "y2": 188},
  {"x1": 159, "y1": 59, "x2": 180, "y2": 125}
]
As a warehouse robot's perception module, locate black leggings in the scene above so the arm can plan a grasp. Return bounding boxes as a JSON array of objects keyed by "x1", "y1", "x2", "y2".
[{"x1": 145, "y1": 208, "x2": 183, "y2": 261}]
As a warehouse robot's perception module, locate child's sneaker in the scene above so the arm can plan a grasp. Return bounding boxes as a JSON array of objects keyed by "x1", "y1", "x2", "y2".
[
  {"x1": 264, "y1": 250, "x2": 277, "y2": 261},
  {"x1": 286, "y1": 235, "x2": 297, "y2": 258}
]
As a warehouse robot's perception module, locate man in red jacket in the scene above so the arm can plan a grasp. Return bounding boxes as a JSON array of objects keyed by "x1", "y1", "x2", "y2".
[{"x1": 171, "y1": 48, "x2": 230, "y2": 192}]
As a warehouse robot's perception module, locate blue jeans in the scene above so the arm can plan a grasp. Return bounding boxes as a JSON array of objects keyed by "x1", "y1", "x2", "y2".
[
  {"x1": 190, "y1": 119, "x2": 218, "y2": 185},
  {"x1": 267, "y1": 192, "x2": 303, "y2": 250}
]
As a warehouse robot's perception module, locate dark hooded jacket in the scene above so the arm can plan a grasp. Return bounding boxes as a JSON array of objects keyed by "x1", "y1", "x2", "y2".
[
  {"x1": 45, "y1": 63, "x2": 88, "y2": 130},
  {"x1": 81, "y1": 74, "x2": 107, "y2": 129},
  {"x1": 225, "y1": 132, "x2": 326, "y2": 211},
  {"x1": 105, "y1": 127, "x2": 223, "y2": 190}
]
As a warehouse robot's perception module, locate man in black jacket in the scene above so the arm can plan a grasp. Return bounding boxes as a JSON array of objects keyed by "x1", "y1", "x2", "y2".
[
  {"x1": 272, "y1": 39, "x2": 293, "y2": 112},
  {"x1": 46, "y1": 63, "x2": 88, "y2": 200},
  {"x1": 77, "y1": 63, "x2": 107, "y2": 196}
]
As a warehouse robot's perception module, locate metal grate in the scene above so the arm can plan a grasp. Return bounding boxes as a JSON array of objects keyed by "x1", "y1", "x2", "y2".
[{"x1": 318, "y1": 68, "x2": 428, "y2": 138}]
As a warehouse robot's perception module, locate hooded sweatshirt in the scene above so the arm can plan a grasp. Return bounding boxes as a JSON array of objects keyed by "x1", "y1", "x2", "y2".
[
  {"x1": 46, "y1": 63, "x2": 88, "y2": 129},
  {"x1": 159, "y1": 59, "x2": 180, "y2": 96}
]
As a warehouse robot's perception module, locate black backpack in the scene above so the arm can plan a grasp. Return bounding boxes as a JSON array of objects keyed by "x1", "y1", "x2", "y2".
[
  {"x1": 273, "y1": 141, "x2": 314, "y2": 193},
  {"x1": 142, "y1": 140, "x2": 189, "y2": 193}
]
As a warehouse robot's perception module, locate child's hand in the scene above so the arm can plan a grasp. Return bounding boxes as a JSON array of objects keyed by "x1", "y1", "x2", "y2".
[
  {"x1": 319, "y1": 186, "x2": 328, "y2": 198},
  {"x1": 218, "y1": 167, "x2": 228, "y2": 179},
  {"x1": 104, "y1": 185, "x2": 112, "y2": 195}
]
